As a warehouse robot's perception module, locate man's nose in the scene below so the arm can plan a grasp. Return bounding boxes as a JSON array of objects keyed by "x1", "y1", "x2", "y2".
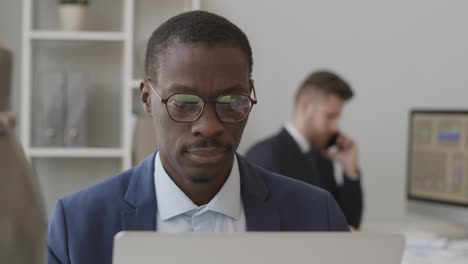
[{"x1": 190, "y1": 104, "x2": 224, "y2": 138}]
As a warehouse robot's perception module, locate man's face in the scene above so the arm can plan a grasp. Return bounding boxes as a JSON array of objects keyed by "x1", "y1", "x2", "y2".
[
  {"x1": 142, "y1": 43, "x2": 251, "y2": 183},
  {"x1": 304, "y1": 94, "x2": 344, "y2": 150}
]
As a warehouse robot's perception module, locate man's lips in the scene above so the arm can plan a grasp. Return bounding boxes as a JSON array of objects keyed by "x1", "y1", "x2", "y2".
[
  {"x1": 187, "y1": 146, "x2": 226, "y2": 155},
  {"x1": 185, "y1": 146, "x2": 228, "y2": 164}
]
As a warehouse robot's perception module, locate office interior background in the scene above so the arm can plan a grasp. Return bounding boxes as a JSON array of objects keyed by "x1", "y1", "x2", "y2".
[{"x1": 1, "y1": 0, "x2": 468, "y2": 228}]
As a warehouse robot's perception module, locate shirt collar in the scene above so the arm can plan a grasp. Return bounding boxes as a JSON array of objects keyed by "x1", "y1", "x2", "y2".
[
  {"x1": 205, "y1": 156, "x2": 242, "y2": 220},
  {"x1": 284, "y1": 122, "x2": 311, "y2": 154},
  {"x1": 154, "y1": 152, "x2": 242, "y2": 221}
]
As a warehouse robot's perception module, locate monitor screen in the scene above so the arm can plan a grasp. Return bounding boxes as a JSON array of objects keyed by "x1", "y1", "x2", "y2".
[{"x1": 407, "y1": 110, "x2": 468, "y2": 207}]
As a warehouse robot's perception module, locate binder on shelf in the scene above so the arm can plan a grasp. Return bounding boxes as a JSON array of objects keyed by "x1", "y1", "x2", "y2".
[
  {"x1": 34, "y1": 71, "x2": 66, "y2": 147},
  {"x1": 64, "y1": 72, "x2": 88, "y2": 147}
]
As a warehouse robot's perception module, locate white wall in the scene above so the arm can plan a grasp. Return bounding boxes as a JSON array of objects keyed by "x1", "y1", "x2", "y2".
[
  {"x1": 2, "y1": 0, "x2": 468, "y2": 224},
  {"x1": 202, "y1": 0, "x2": 468, "y2": 223}
]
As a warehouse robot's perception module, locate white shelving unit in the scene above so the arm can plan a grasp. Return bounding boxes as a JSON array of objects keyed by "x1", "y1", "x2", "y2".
[
  {"x1": 131, "y1": 79, "x2": 141, "y2": 89},
  {"x1": 28, "y1": 148, "x2": 124, "y2": 158},
  {"x1": 21, "y1": 0, "x2": 201, "y2": 214},
  {"x1": 29, "y1": 30, "x2": 126, "y2": 41}
]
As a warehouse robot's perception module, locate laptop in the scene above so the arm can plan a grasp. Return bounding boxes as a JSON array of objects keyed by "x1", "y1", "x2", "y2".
[{"x1": 113, "y1": 232, "x2": 404, "y2": 264}]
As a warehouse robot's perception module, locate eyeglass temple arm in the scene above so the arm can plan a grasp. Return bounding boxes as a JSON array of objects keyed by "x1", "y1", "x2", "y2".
[
  {"x1": 250, "y1": 80, "x2": 257, "y2": 104},
  {"x1": 146, "y1": 78, "x2": 169, "y2": 103}
]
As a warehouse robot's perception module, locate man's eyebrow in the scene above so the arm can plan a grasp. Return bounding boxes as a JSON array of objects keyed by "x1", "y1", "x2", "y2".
[
  {"x1": 166, "y1": 84, "x2": 198, "y2": 93},
  {"x1": 218, "y1": 84, "x2": 248, "y2": 95}
]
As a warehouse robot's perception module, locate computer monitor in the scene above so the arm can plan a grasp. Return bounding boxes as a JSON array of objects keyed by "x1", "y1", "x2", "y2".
[{"x1": 407, "y1": 110, "x2": 468, "y2": 227}]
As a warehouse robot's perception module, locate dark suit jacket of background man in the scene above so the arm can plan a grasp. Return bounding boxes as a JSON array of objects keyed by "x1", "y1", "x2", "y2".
[
  {"x1": 246, "y1": 128, "x2": 363, "y2": 228},
  {"x1": 47, "y1": 152, "x2": 349, "y2": 264}
]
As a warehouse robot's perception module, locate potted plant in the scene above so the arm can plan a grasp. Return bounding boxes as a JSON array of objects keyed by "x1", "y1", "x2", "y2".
[{"x1": 58, "y1": 0, "x2": 89, "y2": 31}]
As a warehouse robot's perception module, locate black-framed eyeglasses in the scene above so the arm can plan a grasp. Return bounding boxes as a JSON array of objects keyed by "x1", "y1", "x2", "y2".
[{"x1": 146, "y1": 79, "x2": 257, "y2": 123}]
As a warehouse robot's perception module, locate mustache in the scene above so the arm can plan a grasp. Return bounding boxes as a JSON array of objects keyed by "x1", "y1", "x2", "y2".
[{"x1": 185, "y1": 138, "x2": 232, "y2": 151}]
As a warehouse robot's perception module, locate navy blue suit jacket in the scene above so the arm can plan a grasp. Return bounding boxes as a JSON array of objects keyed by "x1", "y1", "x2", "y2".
[{"x1": 47, "y1": 153, "x2": 349, "y2": 264}]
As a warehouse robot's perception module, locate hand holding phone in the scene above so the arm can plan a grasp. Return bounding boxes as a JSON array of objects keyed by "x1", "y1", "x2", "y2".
[{"x1": 324, "y1": 132, "x2": 360, "y2": 179}]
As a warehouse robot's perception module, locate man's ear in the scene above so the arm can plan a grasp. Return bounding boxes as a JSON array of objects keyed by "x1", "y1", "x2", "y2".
[
  {"x1": 140, "y1": 81, "x2": 152, "y2": 113},
  {"x1": 298, "y1": 94, "x2": 314, "y2": 115}
]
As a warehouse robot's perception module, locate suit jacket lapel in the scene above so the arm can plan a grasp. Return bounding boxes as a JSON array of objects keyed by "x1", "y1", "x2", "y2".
[
  {"x1": 121, "y1": 152, "x2": 158, "y2": 231},
  {"x1": 237, "y1": 155, "x2": 281, "y2": 231}
]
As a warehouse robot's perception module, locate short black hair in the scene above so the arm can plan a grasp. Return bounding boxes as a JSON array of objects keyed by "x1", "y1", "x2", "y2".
[
  {"x1": 145, "y1": 10, "x2": 253, "y2": 80},
  {"x1": 295, "y1": 70, "x2": 354, "y2": 102}
]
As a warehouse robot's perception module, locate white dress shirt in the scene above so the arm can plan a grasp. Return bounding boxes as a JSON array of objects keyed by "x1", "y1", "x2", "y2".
[
  {"x1": 284, "y1": 122, "x2": 311, "y2": 154},
  {"x1": 154, "y1": 152, "x2": 246, "y2": 232}
]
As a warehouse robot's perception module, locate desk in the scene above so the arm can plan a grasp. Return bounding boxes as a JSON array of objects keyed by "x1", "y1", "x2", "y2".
[{"x1": 362, "y1": 214, "x2": 468, "y2": 263}]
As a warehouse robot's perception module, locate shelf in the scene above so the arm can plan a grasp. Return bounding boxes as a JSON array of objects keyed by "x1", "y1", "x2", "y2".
[
  {"x1": 29, "y1": 30, "x2": 126, "y2": 41},
  {"x1": 30, "y1": 40, "x2": 124, "y2": 148},
  {"x1": 28, "y1": 148, "x2": 124, "y2": 158}
]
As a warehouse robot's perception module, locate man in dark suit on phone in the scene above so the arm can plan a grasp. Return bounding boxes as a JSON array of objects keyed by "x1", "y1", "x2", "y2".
[{"x1": 246, "y1": 70, "x2": 363, "y2": 229}]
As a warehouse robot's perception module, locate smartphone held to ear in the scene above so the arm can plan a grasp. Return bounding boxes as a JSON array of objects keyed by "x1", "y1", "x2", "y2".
[{"x1": 326, "y1": 132, "x2": 339, "y2": 149}]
